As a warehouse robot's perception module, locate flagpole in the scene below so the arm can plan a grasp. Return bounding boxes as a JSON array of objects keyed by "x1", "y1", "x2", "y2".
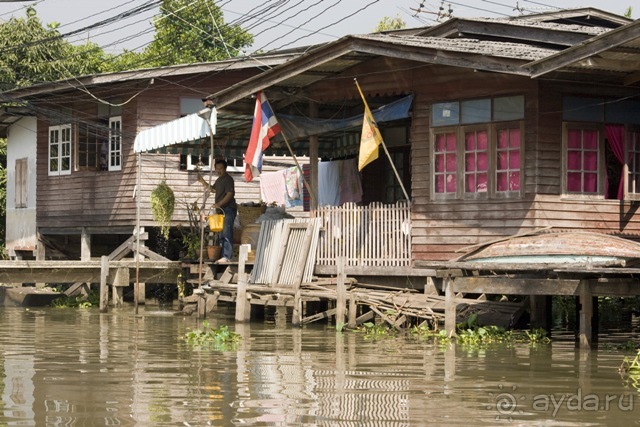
[
  {"x1": 354, "y1": 78, "x2": 410, "y2": 201},
  {"x1": 279, "y1": 129, "x2": 318, "y2": 208},
  {"x1": 256, "y1": 93, "x2": 318, "y2": 208}
]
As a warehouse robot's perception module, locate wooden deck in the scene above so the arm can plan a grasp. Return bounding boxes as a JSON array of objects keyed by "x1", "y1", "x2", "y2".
[{"x1": 0, "y1": 260, "x2": 181, "y2": 284}]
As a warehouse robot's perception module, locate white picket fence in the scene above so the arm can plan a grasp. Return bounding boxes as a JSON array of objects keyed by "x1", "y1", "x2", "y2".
[{"x1": 315, "y1": 201, "x2": 411, "y2": 267}]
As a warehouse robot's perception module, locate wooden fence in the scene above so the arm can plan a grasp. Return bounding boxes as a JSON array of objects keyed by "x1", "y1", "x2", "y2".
[{"x1": 315, "y1": 201, "x2": 411, "y2": 267}]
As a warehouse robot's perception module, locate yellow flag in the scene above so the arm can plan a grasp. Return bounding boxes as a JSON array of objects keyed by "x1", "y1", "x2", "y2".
[{"x1": 355, "y1": 80, "x2": 384, "y2": 171}]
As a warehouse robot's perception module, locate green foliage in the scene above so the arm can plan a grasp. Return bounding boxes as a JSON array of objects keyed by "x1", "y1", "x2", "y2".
[
  {"x1": 0, "y1": 138, "x2": 7, "y2": 252},
  {"x1": 50, "y1": 290, "x2": 99, "y2": 308},
  {"x1": 144, "y1": 0, "x2": 253, "y2": 66},
  {"x1": 0, "y1": 7, "x2": 109, "y2": 91},
  {"x1": 375, "y1": 14, "x2": 407, "y2": 32},
  {"x1": 620, "y1": 349, "x2": 640, "y2": 390},
  {"x1": 624, "y1": 7, "x2": 633, "y2": 18},
  {"x1": 358, "y1": 321, "x2": 398, "y2": 340},
  {"x1": 184, "y1": 321, "x2": 241, "y2": 349},
  {"x1": 150, "y1": 180, "x2": 175, "y2": 239}
]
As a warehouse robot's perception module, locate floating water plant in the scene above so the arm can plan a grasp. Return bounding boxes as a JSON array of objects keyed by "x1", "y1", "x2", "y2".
[
  {"x1": 184, "y1": 321, "x2": 241, "y2": 349},
  {"x1": 620, "y1": 349, "x2": 640, "y2": 390},
  {"x1": 150, "y1": 179, "x2": 175, "y2": 239},
  {"x1": 50, "y1": 291, "x2": 98, "y2": 308}
]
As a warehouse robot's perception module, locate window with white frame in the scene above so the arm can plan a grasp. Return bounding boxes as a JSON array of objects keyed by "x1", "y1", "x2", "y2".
[
  {"x1": 431, "y1": 95, "x2": 524, "y2": 199},
  {"x1": 563, "y1": 124, "x2": 602, "y2": 196},
  {"x1": 627, "y1": 128, "x2": 640, "y2": 200},
  {"x1": 185, "y1": 153, "x2": 211, "y2": 171},
  {"x1": 561, "y1": 96, "x2": 640, "y2": 200},
  {"x1": 495, "y1": 124, "x2": 522, "y2": 194},
  {"x1": 49, "y1": 125, "x2": 72, "y2": 176},
  {"x1": 109, "y1": 116, "x2": 122, "y2": 171}
]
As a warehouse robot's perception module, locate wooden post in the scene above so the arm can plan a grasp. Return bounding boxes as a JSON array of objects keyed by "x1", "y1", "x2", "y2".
[
  {"x1": 292, "y1": 286, "x2": 302, "y2": 327},
  {"x1": 336, "y1": 257, "x2": 346, "y2": 326},
  {"x1": 112, "y1": 267, "x2": 129, "y2": 308},
  {"x1": 444, "y1": 277, "x2": 456, "y2": 336},
  {"x1": 81, "y1": 227, "x2": 91, "y2": 261},
  {"x1": 99, "y1": 256, "x2": 109, "y2": 313},
  {"x1": 579, "y1": 280, "x2": 593, "y2": 350},
  {"x1": 424, "y1": 277, "x2": 439, "y2": 295},
  {"x1": 530, "y1": 295, "x2": 548, "y2": 330},
  {"x1": 235, "y1": 244, "x2": 251, "y2": 322},
  {"x1": 348, "y1": 291, "x2": 358, "y2": 329},
  {"x1": 309, "y1": 101, "x2": 319, "y2": 213},
  {"x1": 35, "y1": 236, "x2": 46, "y2": 289},
  {"x1": 276, "y1": 297, "x2": 288, "y2": 325}
]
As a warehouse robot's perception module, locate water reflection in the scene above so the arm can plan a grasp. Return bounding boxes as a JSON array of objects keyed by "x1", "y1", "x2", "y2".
[{"x1": 0, "y1": 305, "x2": 639, "y2": 426}]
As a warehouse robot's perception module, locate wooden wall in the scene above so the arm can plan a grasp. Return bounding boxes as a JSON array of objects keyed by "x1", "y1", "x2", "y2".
[
  {"x1": 310, "y1": 56, "x2": 640, "y2": 262},
  {"x1": 34, "y1": 69, "x2": 292, "y2": 233}
]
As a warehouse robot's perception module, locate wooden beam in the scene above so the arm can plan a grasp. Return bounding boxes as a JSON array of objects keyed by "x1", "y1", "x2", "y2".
[
  {"x1": 452, "y1": 277, "x2": 581, "y2": 295},
  {"x1": 0, "y1": 260, "x2": 180, "y2": 284}
]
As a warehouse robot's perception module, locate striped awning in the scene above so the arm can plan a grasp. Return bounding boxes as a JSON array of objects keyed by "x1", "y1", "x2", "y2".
[{"x1": 133, "y1": 108, "x2": 216, "y2": 153}]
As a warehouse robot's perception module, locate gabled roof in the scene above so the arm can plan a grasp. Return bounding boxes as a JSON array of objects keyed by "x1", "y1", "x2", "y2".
[
  {"x1": 524, "y1": 19, "x2": 640, "y2": 87},
  {"x1": 209, "y1": 33, "x2": 556, "y2": 110},
  {"x1": 513, "y1": 7, "x2": 632, "y2": 28},
  {"x1": 0, "y1": 51, "x2": 302, "y2": 136},
  {"x1": 0, "y1": 52, "x2": 302, "y2": 100},
  {"x1": 418, "y1": 17, "x2": 608, "y2": 48}
]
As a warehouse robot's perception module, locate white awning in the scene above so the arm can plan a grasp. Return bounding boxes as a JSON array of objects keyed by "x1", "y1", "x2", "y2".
[{"x1": 134, "y1": 107, "x2": 216, "y2": 153}]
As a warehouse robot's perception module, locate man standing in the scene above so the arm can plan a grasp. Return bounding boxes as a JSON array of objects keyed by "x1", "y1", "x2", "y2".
[{"x1": 200, "y1": 159, "x2": 237, "y2": 262}]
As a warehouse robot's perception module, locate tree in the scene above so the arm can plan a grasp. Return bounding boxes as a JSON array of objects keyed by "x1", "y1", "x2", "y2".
[
  {"x1": 0, "y1": 7, "x2": 109, "y2": 91},
  {"x1": 142, "y1": 0, "x2": 253, "y2": 67},
  {"x1": 375, "y1": 14, "x2": 407, "y2": 32}
]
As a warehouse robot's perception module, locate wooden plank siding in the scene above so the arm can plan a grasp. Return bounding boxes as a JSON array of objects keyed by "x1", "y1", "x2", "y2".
[
  {"x1": 310, "y1": 56, "x2": 640, "y2": 262},
  {"x1": 34, "y1": 70, "x2": 290, "y2": 232}
]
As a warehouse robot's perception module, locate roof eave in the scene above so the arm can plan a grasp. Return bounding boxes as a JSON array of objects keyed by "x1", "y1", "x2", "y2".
[{"x1": 524, "y1": 20, "x2": 640, "y2": 79}]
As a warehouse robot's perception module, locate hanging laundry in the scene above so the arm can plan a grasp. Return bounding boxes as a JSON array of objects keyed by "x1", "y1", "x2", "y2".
[
  {"x1": 339, "y1": 158, "x2": 363, "y2": 205},
  {"x1": 318, "y1": 161, "x2": 341, "y2": 206},
  {"x1": 284, "y1": 167, "x2": 303, "y2": 207},
  {"x1": 259, "y1": 169, "x2": 287, "y2": 206}
]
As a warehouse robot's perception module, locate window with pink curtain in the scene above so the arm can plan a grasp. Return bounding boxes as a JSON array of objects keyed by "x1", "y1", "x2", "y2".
[
  {"x1": 604, "y1": 124, "x2": 624, "y2": 200},
  {"x1": 566, "y1": 128, "x2": 599, "y2": 194},
  {"x1": 496, "y1": 128, "x2": 521, "y2": 192},
  {"x1": 434, "y1": 132, "x2": 457, "y2": 194},
  {"x1": 464, "y1": 129, "x2": 488, "y2": 193},
  {"x1": 628, "y1": 130, "x2": 640, "y2": 195}
]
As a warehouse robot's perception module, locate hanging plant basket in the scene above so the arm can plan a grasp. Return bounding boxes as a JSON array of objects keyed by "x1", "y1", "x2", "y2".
[{"x1": 150, "y1": 179, "x2": 175, "y2": 239}]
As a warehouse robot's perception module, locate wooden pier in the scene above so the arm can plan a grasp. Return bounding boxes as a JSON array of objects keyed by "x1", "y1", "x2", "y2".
[{"x1": 187, "y1": 243, "x2": 526, "y2": 332}]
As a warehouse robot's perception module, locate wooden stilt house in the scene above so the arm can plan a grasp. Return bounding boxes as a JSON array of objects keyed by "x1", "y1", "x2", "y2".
[{"x1": 196, "y1": 8, "x2": 640, "y2": 283}]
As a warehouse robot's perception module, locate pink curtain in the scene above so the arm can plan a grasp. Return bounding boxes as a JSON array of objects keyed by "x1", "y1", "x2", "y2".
[{"x1": 605, "y1": 124, "x2": 625, "y2": 200}]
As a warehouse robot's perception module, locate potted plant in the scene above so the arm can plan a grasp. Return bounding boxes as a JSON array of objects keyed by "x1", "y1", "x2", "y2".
[{"x1": 207, "y1": 232, "x2": 222, "y2": 261}]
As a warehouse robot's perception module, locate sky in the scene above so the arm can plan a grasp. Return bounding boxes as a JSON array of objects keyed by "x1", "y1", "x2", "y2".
[{"x1": 0, "y1": 0, "x2": 633, "y2": 55}]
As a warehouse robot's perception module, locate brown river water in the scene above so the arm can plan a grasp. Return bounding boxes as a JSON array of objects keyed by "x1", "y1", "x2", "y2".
[{"x1": 1, "y1": 304, "x2": 639, "y2": 426}]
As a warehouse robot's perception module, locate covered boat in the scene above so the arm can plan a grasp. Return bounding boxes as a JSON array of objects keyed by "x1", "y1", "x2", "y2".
[{"x1": 455, "y1": 230, "x2": 640, "y2": 266}]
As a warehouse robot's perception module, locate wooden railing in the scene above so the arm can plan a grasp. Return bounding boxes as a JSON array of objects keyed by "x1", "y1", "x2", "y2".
[{"x1": 315, "y1": 201, "x2": 411, "y2": 267}]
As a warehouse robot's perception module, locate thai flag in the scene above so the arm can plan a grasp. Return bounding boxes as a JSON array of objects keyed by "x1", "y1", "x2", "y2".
[{"x1": 244, "y1": 91, "x2": 281, "y2": 182}]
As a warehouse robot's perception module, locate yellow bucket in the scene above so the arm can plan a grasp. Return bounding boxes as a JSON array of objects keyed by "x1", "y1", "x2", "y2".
[{"x1": 208, "y1": 208, "x2": 224, "y2": 232}]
